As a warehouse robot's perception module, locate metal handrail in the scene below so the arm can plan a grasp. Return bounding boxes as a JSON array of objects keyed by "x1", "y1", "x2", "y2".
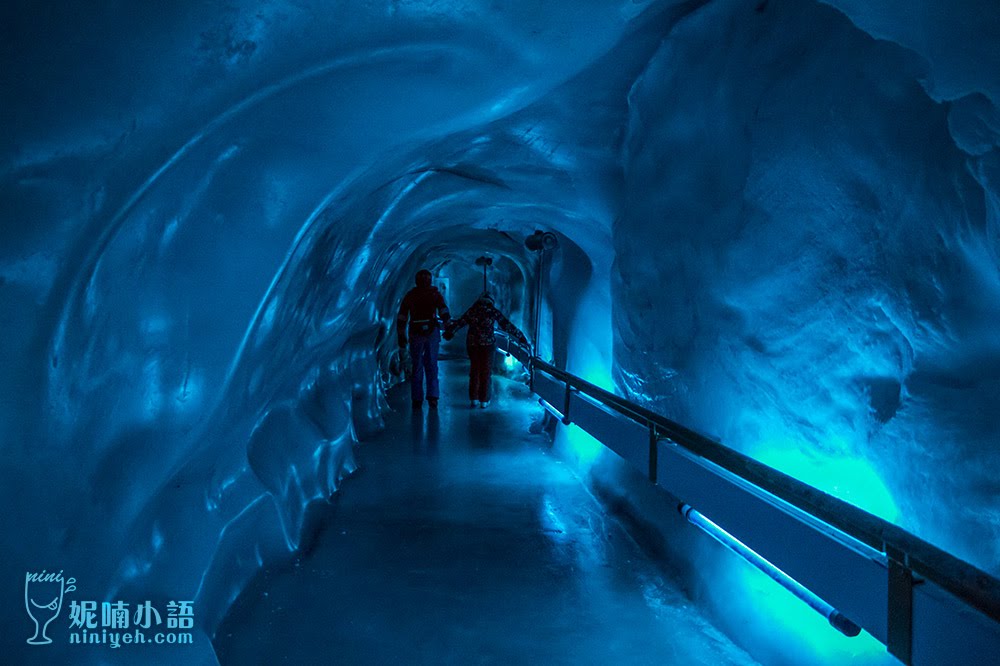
[{"x1": 509, "y1": 345, "x2": 1000, "y2": 625}]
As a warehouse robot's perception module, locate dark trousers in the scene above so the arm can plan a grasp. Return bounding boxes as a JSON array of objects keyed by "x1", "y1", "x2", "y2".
[
  {"x1": 468, "y1": 345, "x2": 494, "y2": 401},
  {"x1": 410, "y1": 330, "x2": 441, "y2": 401}
]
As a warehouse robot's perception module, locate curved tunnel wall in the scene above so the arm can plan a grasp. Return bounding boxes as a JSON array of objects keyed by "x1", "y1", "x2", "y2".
[
  {"x1": 2, "y1": 0, "x2": 999, "y2": 663},
  {"x1": 615, "y1": 0, "x2": 1000, "y2": 573}
]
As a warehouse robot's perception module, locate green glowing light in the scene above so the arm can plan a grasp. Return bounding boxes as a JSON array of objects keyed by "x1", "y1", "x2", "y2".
[
  {"x1": 754, "y1": 447, "x2": 899, "y2": 523},
  {"x1": 732, "y1": 558, "x2": 893, "y2": 665},
  {"x1": 564, "y1": 423, "x2": 604, "y2": 467}
]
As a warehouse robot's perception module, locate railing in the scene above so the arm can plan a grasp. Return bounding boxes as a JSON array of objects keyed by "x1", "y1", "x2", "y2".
[{"x1": 498, "y1": 333, "x2": 1000, "y2": 665}]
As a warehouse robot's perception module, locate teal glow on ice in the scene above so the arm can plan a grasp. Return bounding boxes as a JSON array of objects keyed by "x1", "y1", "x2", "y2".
[
  {"x1": 564, "y1": 423, "x2": 604, "y2": 467},
  {"x1": 754, "y1": 447, "x2": 899, "y2": 523}
]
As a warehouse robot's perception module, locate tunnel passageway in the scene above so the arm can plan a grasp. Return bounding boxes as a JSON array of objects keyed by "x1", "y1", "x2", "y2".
[{"x1": 214, "y1": 361, "x2": 757, "y2": 665}]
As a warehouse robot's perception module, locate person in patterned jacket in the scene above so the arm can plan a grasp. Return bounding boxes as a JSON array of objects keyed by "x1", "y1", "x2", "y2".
[{"x1": 444, "y1": 293, "x2": 528, "y2": 408}]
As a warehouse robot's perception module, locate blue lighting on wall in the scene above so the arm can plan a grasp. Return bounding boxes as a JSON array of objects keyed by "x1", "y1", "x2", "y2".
[
  {"x1": 753, "y1": 447, "x2": 899, "y2": 524},
  {"x1": 730, "y1": 557, "x2": 891, "y2": 665},
  {"x1": 681, "y1": 504, "x2": 860, "y2": 637},
  {"x1": 564, "y1": 422, "x2": 604, "y2": 467}
]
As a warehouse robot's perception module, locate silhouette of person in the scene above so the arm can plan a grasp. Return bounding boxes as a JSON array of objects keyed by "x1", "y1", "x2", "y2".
[
  {"x1": 444, "y1": 293, "x2": 527, "y2": 408},
  {"x1": 397, "y1": 269, "x2": 450, "y2": 409}
]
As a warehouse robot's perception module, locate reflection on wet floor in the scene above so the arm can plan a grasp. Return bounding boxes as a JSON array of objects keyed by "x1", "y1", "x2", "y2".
[{"x1": 215, "y1": 361, "x2": 758, "y2": 665}]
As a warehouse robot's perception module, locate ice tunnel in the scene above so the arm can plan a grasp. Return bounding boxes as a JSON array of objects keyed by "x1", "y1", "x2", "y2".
[{"x1": 2, "y1": 0, "x2": 1000, "y2": 664}]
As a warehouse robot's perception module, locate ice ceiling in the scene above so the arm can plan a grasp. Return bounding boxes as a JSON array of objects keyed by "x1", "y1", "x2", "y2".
[{"x1": 2, "y1": 0, "x2": 998, "y2": 660}]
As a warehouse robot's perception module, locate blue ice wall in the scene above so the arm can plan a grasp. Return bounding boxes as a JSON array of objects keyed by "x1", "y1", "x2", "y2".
[
  {"x1": 2, "y1": 0, "x2": 998, "y2": 664},
  {"x1": 615, "y1": 0, "x2": 1000, "y2": 577},
  {"x1": 0, "y1": 1, "x2": 654, "y2": 661}
]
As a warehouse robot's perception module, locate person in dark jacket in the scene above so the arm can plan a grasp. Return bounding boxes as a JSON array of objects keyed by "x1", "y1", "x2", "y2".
[
  {"x1": 444, "y1": 293, "x2": 527, "y2": 408},
  {"x1": 397, "y1": 269, "x2": 450, "y2": 409}
]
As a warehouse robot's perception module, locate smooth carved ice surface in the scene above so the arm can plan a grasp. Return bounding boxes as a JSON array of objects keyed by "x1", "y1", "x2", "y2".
[{"x1": 1, "y1": 0, "x2": 999, "y2": 663}]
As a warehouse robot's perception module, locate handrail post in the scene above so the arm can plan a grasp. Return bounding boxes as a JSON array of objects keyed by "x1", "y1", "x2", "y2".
[
  {"x1": 647, "y1": 423, "x2": 658, "y2": 484},
  {"x1": 886, "y1": 544, "x2": 915, "y2": 665},
  {"x1": 562, "y1": 379, "x2": 572, "y2": 425}
]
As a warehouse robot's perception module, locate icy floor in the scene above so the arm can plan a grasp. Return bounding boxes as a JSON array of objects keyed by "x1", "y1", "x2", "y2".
[{"x1": 214, "y1": 361, "x2": 758, "y2": 665}]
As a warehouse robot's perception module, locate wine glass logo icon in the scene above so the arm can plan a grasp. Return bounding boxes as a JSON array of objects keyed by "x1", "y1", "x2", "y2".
[{"x1": 25, "y1": 571, "x2": 76, "y2": 645}]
